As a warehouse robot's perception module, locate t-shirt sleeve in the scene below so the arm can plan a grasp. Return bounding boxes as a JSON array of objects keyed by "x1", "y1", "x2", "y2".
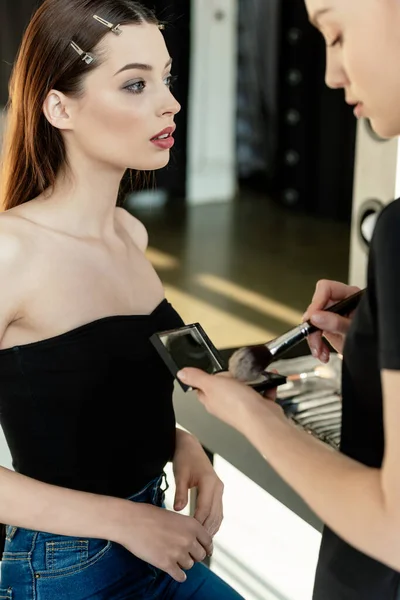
[{"x1": 372, "y1": 200, "x2": 400, "y2": 370}]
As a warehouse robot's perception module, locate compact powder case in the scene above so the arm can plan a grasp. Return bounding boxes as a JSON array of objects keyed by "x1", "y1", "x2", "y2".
[{"x1": 150, "y1": 323, "x2": 287, "y2": 393}]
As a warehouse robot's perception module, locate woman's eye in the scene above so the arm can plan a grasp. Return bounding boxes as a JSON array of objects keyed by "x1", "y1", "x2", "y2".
[
  {"x1": 124, "y1": 75, "x2": 178, "y2": 94},
  {"x1": 164, "y1": 74, "x2": 178, "y2": 89},
  {"x1": 124, "y1": 80, "x2": 146, "y2": 94},
  {"x1": 328, "y1": 35, "x2": 343, "y2": 48}
]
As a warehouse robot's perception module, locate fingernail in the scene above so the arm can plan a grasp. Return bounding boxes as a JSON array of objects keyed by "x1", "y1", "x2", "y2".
[
  {"x1": 321, "y1": 351, "x2": 329, "y2": 363},
  {"x1": 177, "y1": 370, "x2": 187, "y2": 382},
  {"x1": 311, "y1": 347, "x2": 319, "y2": 358}
]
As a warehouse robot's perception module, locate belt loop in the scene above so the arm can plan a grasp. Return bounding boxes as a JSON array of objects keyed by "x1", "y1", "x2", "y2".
[
  {"x1": 160, "y1": 471, "x2": 169, "y2": 494},
  {"x1": 5, "y1": 525, "x2": 17, "y2": 542}
]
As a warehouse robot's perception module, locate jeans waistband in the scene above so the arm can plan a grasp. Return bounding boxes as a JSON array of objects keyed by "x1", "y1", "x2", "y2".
[{"x1": 127, "y1": 471, "x2": 169, "y2": 503}]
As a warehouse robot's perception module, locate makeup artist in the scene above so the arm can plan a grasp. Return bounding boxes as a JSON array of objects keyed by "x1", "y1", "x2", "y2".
[{"x1": 178, "y1": 0, "x2": 400, "y2": 597}]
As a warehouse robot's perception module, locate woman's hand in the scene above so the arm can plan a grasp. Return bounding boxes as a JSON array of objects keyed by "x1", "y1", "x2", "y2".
[
  {"x1": 177, "y1": 369, "x2": 284, "y2": 438},
  {"x1": 173, "y1": 429, "x2": 224, "y2": 537},
  {"x1": 117, "y1": 502, "x2": 213, "y2": 583},
  {"x1": 303, "y1": 280, "x2": 361, "y2": 361}
]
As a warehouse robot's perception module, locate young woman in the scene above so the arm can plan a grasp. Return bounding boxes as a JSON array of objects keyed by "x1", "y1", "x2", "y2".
[
  {"x1": 179, "y1": 1, "x2": 400, "y2": 597},
  {"x1": 0, "y1": 1, "x2": 243, "y2": 598}
]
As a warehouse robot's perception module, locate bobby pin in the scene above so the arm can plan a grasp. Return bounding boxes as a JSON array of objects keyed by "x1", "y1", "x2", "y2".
[
  {"x1": 93, "y1": 14, "x2": 122, "y2": 35},
  {"x1": 70, "y1": 41, "x2": 94, "y2": 64}
]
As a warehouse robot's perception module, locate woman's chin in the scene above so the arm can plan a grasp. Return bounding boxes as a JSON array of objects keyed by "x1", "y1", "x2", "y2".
[
  {"x1": 368, "y1": 117, "x2": 399, "y2": 140},
  {"x1": 128, "y1": 154, "x2": 171, "y2": 171}
]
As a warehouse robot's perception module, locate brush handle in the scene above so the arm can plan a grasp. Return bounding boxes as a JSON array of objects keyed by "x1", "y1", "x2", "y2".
[{"x1": 305, "y1": 289, "x2": 365, "y2": 334}]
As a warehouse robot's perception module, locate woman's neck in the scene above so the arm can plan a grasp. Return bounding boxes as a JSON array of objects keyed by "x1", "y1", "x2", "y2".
[{"x1": 34, "y1": 160, "x2": 127, "y2": 239}]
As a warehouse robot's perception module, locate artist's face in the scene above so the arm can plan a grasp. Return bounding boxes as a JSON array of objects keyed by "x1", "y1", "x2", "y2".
[
  {"x1": 55, "y1": 23, "x2": 181, "y2": 171},
  {"x1": 305, "y1": 0, "x2": 400, "y2": 138}
]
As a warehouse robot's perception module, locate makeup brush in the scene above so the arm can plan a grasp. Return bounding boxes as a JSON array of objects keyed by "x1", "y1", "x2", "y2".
[{"x1": 229, "y1": 289, "x2": 365, "y2": 382}]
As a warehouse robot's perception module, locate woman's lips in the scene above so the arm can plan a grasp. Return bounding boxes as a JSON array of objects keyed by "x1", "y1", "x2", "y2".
[
  {"x1": 354, "y1": 103, "x2": 364, "y2": 119},
  {"x1": 150, "y1": 135, "x2": 175, "y2": 150},
  {"x1": 150, "y1": 126, "x2": 176, "y2": 150}
]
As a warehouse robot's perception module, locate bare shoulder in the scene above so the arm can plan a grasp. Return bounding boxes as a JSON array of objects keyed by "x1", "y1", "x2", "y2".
[
  {"x1": 0, "y1": 212, "x2": 36, "y2": 334},
  {"x1": 115, "y1": 207, "x2": 149, "y2": 253},
  {"x1": 0, "y1": 212, "x2": 32, "y2": 266}
]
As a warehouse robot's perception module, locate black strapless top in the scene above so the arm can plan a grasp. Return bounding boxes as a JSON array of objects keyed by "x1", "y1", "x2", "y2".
[{"x1": 0, "y1": 299, "x2": 184, "y2": 498}]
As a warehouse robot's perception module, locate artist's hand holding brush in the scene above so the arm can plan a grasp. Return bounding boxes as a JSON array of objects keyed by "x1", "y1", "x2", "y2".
[{"x1": 303, "y1": 280, "x2": 361, "y2": 363}]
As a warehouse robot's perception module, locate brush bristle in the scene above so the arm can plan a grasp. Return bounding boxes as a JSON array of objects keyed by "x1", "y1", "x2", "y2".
[{"x1": 228, "y1": 345, "x2": 274, "y2": 382}]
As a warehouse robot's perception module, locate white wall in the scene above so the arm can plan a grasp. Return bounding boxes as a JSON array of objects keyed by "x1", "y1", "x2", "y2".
[
  {"x1": 349, "y1": 119, "x2": 400, "y2": 288},
  {"x1": 187, "y1": 0, "x2": 238, "y2": 205}
]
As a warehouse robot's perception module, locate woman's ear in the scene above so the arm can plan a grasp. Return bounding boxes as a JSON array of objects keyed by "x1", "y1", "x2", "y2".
[{"x1": 43, "y1": 90, "x2": 73, "y2": 131}]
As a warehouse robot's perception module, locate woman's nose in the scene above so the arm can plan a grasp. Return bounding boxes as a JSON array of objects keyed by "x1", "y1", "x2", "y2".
[
  {"x1": 162, "y1": 91, "x2": 181, "y2": 117},
  {"x1": 325, "y1": 53, "x2": 349, "y2": 90}
]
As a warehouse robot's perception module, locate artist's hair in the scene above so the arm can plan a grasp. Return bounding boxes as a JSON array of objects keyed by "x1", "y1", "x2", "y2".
[{"x1": 0, "y1": 0, "x2": 159, "y2": 211}]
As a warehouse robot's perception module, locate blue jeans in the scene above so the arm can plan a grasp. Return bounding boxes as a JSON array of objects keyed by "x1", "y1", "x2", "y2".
[{"x1": 0, "y1": 474, "x2": 243, "y2": 599}]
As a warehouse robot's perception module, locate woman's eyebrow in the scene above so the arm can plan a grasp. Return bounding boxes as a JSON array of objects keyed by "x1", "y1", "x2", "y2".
[{"x1": 114, "y1": 57, "x2": 172, "y2": 76}]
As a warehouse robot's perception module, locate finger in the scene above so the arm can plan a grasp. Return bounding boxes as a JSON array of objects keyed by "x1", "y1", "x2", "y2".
[
  {"x1": 263, "y1": 371, "x2": 278, "y2": 401},
  {"x1": 167, "y1": 565, "x2": 187, "y2": 583},
  {"x1": 190, "y1": 541, "x2": 208, "y2": 562},
  {"x1": 194, "y1": 487, "x2": 214, "y2": 525},
  {"x1": 323, "y1": 332, "x2": 347, "y2": 357},
  {"x1": 312, "y1": 279, "x2": 340, "y2": 307},
  {"x1": 310, "y1": 312, "x2": 352, "y2": 336},
  {"x1": 303, "y1": 281, "x2": 336, "y2": 321},
  {"x1": 178, "y1": 557, "x2": 195, "y2": 571},
  {"x1": 309, "y1": 339, "x2": 330, "y2": 362},
  {"x1": 304, "y1": 281, "x2": 360, "y2": 322},
  {"x1": 312, "y1": 280, "x2": 360, "y2": 307},
  {"x1": 179, "y1": 386, "x2": 208, "y2": 412},
  {"x1": 199, "y1": 489, "x2": 223, "y2": 536},
  {"x1": 307, "y1": 312, "x2": 350, "y2": 362},
  {"x1": 262, "y1": 388, "x2": 277, "y2": 401},
  {"x1": 203, "y1": 512, "x2": 223, "y2": 536},
  {"x1": 174, "y1": 478, "x2": 189, "y2": 512},
  {"x1": 307, "y1": 330, "x2": 327, "y2": 359},
  {"x1": 177, "y1": 368, "x2": 214, "y2": 392},
  {"x1": 196, "y1": 527, "x2": 214, "y2": 557}
]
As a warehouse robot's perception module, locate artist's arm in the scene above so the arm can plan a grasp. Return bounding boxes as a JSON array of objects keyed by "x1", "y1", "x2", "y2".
[
  {"x1": 178, "y1": 203, "x2": 400, "y2": 572},
  {"x1": 177, "y1": 367, "x2": 400, "y2": 571}
]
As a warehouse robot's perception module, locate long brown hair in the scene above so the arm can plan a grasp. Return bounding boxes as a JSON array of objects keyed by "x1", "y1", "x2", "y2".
[{"x1": 0, "y1": 0, "x2": 159, "y2": 212}]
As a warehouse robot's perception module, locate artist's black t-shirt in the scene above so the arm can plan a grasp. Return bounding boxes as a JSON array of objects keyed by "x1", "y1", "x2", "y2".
[{"x1": 313, "y1": 199, "x2": 400, "y2": 599}]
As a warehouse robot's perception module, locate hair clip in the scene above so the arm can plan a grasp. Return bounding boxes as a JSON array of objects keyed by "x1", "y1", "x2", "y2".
[
  {"x1": 70, "y1": 41, "x2": 94, "y2": 64},
  {"x1": 93, "y1": 14, "x2": 122, "y2": 35}
]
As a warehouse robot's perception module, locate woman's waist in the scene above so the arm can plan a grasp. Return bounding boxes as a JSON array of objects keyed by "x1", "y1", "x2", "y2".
[
  {"x1": 1, "y1": 472, "x2": 168, "y2": 557},
  {"x1": 13, "y1": 451, "x2": 174, "y2": 499}
]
